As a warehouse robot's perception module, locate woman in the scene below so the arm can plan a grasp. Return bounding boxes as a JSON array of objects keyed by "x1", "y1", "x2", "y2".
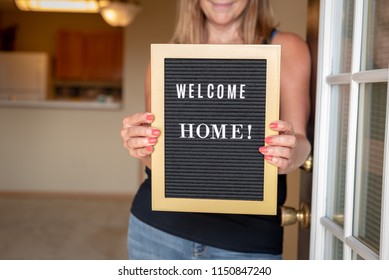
[{"x1": 121, "y1": 0, "x2": 311, "y2": 259}]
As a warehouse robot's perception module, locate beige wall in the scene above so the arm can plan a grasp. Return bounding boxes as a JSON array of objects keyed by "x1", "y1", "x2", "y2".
[
  {"x1": 272, "y1": 0, "x2": 308, "y2": 40},
  {"x1": 0, "y1": 0, "x2": 177, "y2": 194}
]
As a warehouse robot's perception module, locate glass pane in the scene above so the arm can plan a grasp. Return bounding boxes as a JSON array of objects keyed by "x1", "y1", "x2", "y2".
[
  {"x1": 354, "y1": 82, "x2": 387, "y2": 253},
  {"x1": 325, "y1": 231, "x2": 344, "y2": 260},
  {"x1": 332, "y1": 0, "x2": 354, "y2": 74},
  {"x1": 352, "y1": 251, "x2": 365, "y2": 260},
  {"x1": 363, "y1": 0, "x2": 389, "y2": 70},
  {"x1": 326, "y1": 85, "x2": 350, "y2": 227},
  {"x1": 333, "y1": 237, "x2": 344, "y2": 260}
]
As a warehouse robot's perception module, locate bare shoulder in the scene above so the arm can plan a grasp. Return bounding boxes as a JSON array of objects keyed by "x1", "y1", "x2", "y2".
[
  {"x1": 272, "y1": 31, "x2": 307, "y2": 49},
  {"x1": 272, "y1": 31, "x2": 310, "y2": 64}
]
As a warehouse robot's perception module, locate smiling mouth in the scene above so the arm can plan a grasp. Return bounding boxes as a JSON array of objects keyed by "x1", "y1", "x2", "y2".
[{"x1": 209, "y1": 1, "x2": 234, "y2": 9}]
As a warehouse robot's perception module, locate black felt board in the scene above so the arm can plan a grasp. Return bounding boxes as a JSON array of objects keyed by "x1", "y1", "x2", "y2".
[{"x1": 164, "y1": 58, "x2": 267, "y2": 201}]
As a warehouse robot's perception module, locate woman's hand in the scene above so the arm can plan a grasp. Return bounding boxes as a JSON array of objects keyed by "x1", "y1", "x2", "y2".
[
  {"x1": 120, "y1": 112, "x2": 160, "y2": 168},
  {"x1": 258, "y1": 120, "x2": 297, "y2": 174}
]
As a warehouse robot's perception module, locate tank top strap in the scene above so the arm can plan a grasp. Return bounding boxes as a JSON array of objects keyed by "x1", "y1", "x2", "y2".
[
  {"x1": 269, "y1": 29, "x2": 278, "y2": 43},
  {"x1": 262, "y1": 28, "x2": 278, "y2": 44}
]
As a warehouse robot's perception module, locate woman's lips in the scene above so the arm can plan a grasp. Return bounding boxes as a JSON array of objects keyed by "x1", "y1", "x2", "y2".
[{"x1": 209, "y1": 1, "x2": 234, "y2": 10}]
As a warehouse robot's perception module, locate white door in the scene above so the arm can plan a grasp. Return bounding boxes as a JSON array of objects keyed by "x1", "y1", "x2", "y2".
[{"x1": 310, "y1": 0, "x2": 389, "y2": 259}]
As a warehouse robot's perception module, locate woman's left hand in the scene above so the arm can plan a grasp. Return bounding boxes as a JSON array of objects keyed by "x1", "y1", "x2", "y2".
[{"x1": 258, "y1": 120, "x2": 297, "y2": 172}]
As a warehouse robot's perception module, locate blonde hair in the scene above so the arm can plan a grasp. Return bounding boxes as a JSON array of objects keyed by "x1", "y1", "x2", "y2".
[{"x1": 171, "y1": 0, "x2": 278, "y2": 44}]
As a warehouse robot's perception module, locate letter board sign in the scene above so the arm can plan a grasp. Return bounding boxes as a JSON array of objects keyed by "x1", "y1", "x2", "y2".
[{"x1": 151, "y1": 44, "x2": 280, "y2": 215}]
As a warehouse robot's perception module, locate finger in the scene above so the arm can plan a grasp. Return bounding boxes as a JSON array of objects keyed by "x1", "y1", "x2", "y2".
[
  {"x1": 125, "y1": 136, "x2": 158, "y2": 150},
  {"x1": 269, "y1": 121, "x2": 294, "y2": 135},
  {"x1": 128, "y1": 126, "x2": 160, "y2": 138},
  {"x1": 264, "y1": 134, "x2": 296, "y2": 148},
  {"x1": 122, "y1": 112, "x2": 154, "y2": 128},
  {"x1": 121, "y1": 126, "x2": 160, "y2": 142},
  {"x1": 259, "y1": 146, "x2": 293, "y2": 160},
  {"x1": 128, "y1": 146, "x2": 154, "y2": 159},
  {"x1": 264, "y1": 155, "x2": 291, "y2": 170}
]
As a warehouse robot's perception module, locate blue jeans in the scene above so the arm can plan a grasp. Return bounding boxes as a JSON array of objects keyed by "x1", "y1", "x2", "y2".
[{"x1": 128, "y1": 214, "x2": 282, "y2": 260}]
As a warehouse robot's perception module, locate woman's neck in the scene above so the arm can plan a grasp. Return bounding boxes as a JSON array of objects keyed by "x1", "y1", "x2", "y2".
[{"x1": 204, "y1": 21, "x2": 244, "y2": 44}]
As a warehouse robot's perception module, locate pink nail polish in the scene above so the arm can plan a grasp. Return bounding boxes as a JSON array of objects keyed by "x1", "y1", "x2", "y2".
[
  {"x1": 146, "y1": 114, "x2": 154, "y2": 121},
  {"x1": 152, "y1": 129, "x2": 160, "y2": 136},
  {"x1": 148, "y1": 137, "x2": 157, "y2": 144},
  {"x1": 265, "y1": 137, "x2": 273, "y2": 144},
  {"x1": 269, "y1": 122, "x2": 278, "y2": 129},
  {"x1": 146, "y1": 146, "x2": 153, "y2": 152},
  {"x1": 265, "y1": 155, "x2": 273, "y2": 161},
  {"x1": 259, "y1": 146, "x2": 268, "y2": 154}
]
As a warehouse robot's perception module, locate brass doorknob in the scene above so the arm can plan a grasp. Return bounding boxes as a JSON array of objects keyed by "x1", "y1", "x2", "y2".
[
  {"x1": 300, "y1": 153, "x2": 313, "y2": 173},
  {"x1": 280, "y1": 202, "x2": 311, "y2": 229}
]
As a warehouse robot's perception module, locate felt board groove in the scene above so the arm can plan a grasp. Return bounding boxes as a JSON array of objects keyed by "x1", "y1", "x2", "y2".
[{"x1": 164, "y1": 58, "x2": 267, "y2": 201}]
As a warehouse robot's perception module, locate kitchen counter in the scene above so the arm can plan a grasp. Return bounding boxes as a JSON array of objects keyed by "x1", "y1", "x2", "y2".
[{"x1": 0, "y1": 99, "x2": 121, "y2": 110}]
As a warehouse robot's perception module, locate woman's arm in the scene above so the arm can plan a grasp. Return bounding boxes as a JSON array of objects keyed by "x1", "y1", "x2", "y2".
[{"x1": 259, "y1": 32, "x2": 312, "y2": 174}]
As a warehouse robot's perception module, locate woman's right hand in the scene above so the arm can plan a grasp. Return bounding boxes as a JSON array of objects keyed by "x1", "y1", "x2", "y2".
[{"x1": 120, "y1": 112, "x2": 160, "y2": 168}]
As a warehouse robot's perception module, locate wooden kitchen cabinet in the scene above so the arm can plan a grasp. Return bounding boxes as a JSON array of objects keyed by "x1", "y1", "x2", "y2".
[{"x1": 55, "y1": 30, "x2": 123, "y2": 82}]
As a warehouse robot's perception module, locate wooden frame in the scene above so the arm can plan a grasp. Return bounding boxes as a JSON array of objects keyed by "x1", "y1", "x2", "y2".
[{"x1": 151, "y1": 44, "x2": 280, "y2": 215}]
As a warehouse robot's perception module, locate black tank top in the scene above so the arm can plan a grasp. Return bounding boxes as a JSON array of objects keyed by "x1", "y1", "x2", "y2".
[
  {"x1": 131, "y1": 29, "x2": 286, "y2": 254},
  {"x1": 131, "y1": 168, "x2": 286, "y2": 254}
]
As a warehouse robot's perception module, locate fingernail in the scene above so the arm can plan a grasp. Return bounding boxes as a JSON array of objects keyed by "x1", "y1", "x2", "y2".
[
  {"x1": 265, "y1": 137, "x2": 273, "y2": 144},
  {"x1": 259, "y1": 146, "x2": 268, "y2": 154},
  {"x1": 265, "y1": 155, "x2": 273, "y2": 161},
  {"x1": 269, "y1": 122, "x2": 278, "y2": 129},
  {"x1": 152, "y1": 129, "x2": 160, "y2": 136},
  {"x1": 148, "y1": 137, "x2": 157, "y2": 144},
  {"x1": 146, "y1": 114, "x2": 154, "y2": 121},
  {"x1": 146, "y1": 146, "x2": 153, "y2": 152}
]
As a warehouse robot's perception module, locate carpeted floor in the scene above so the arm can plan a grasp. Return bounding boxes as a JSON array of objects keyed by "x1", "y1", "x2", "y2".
[{"x1": 0, "y1": 194, "x2": 132, "y2": 260}]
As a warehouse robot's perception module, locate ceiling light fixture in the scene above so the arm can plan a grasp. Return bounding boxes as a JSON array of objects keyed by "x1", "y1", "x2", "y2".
[
  {"x1": 14, "y1": 0, "x2": 142, "y2": 27},
  {"x1": 14, "y1": 0, "x2": 99, "y2": 13},
  {"x1": 99, "y1": 1, "x2": 142, "y2": 27}
]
